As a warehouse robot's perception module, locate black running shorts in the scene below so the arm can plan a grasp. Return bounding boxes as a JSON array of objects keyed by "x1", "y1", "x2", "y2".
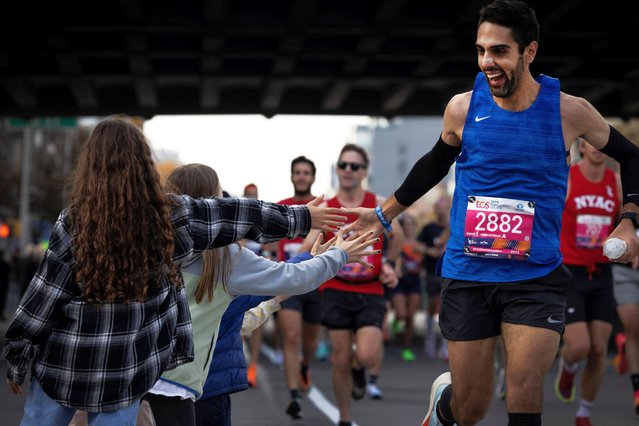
[
  {"x1": 320, "y1": 289, "x2": 387, "y2": 331},
  {"x1": 439, "y1": 265, "x2": 571, "y2": 341},
  {"x1": 279, "y1": 289, "x2": 322, "y2": 324},
  {"x1": 564, "y1": 263, "x2": 615, "y2": 325}
]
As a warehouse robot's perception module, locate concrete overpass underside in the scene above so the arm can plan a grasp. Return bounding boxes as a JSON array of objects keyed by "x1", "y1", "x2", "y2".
[{"x1": 1, "y1": 0, "x2": 638, "y2": 118}]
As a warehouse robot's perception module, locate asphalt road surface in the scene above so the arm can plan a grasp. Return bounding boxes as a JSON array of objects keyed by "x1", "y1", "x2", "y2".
[{"x1": 1, "y1": 279, "x2": 636, "y2": 426}]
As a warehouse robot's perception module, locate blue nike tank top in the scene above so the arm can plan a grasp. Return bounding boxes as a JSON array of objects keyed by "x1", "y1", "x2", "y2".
[{"x1": 442, "y1": 72, "x2": 568, "y2": 282}]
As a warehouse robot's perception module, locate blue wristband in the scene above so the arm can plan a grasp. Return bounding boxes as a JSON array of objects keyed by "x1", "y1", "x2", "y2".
[{"x1": 375, "y1": 205, "x2": 393, "y2": 232}]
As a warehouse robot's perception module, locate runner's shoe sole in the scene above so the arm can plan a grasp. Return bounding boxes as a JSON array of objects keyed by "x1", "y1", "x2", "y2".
[
  {"x1": 351, "y1": 368, "x2": 366, "y2": 400},
  {"x1": 421, "y1": 372, "x2": 451, "y2": 426},
  {"x1": 285, "y1": 398, "x2": 303, "y2": 420}
]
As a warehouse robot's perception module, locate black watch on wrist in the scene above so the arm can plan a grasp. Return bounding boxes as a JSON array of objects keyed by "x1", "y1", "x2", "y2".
[{"x1": 620, "y1": 212, "x2": 639, "y2": 228}]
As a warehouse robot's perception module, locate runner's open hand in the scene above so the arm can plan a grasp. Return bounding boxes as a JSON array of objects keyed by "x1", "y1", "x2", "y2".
[{"x1": 340, "y1": 207, "x2": 384, "y2": 239}]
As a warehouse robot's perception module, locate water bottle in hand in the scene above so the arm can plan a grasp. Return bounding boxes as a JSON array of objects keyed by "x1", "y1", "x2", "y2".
[{"x1": 603, "y1": 238, "x2": 627, "y2": 260}]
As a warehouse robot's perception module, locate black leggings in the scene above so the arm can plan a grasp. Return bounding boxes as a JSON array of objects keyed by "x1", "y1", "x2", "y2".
[{"x1": 144, "y1": 393, "x2": 196, "y2": 426}]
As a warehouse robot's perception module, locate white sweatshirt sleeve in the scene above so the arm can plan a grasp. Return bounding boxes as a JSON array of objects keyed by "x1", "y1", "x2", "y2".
[
  {"x1": 241, "y1": 299, "x2": 281, "y2": 335},
  {"x1": 227, "y1": 246, "x2": 347, "y2": 296}
]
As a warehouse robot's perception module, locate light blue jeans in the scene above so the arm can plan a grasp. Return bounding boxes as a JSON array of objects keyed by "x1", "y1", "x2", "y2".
[{"x1": 21, "y1": 379, "x2": 140, "y2": 426}]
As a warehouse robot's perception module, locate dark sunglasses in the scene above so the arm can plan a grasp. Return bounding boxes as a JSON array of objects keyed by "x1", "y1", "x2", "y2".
[{"x1": 337, "y1": 161, "x2": 367, "y2": 171}]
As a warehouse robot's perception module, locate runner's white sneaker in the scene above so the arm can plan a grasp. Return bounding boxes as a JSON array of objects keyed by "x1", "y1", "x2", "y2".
[
  {"x1": 421, "y1": 372, "x2": 452, "y2": 426},
  {"x1": 366, "y1": 383, "x2": 383, "y2": 399}
]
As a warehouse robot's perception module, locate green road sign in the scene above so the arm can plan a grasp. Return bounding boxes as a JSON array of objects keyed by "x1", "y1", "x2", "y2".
[{"x1": 6, "y1": 117, "x2": 77, "y2": 128}]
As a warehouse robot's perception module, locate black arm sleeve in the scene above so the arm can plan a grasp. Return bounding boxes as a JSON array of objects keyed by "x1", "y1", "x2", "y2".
[
  {"x1": 394, "y1": 136, "x2": 461, "y2": 207},
  {"x1": 599, "y1": 125, "x2": 639, "y2": 207}
]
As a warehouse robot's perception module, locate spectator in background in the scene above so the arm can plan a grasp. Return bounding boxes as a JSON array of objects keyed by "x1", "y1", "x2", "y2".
[
  {"x1": 241, "y1": 182, "x2": 276, "y2": 387},
  {"x1": 417, "y1": 194, "x2": 451, "y2": 361},
  {"x1": 389, "y1": 213, "x2": 423, "y2": 362},
  {"x1": 243, "y1": 183, "x2": 258, "y2": 199}
]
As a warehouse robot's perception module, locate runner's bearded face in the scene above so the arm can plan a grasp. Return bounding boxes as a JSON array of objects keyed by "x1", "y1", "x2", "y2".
[
  {"x1": 476, "y1": 23, "x2": 525, "y2": 98},
  {"x1": 486, "y1": 55, "x2": 524, "y2": 98},
  {"x1": 292, "y1": 163, "x2": 315, "y2": 195}
]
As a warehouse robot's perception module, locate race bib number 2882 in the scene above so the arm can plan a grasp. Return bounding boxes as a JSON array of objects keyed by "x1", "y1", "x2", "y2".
[{"x1": 463, "y1": 195, "x2": 535, "y2": 260}]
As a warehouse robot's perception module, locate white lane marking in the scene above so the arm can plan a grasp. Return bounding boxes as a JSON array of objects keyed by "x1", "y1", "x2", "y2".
[
  {"x1": 308, "y1": 386, "x2": 360, "y2": 426},
  {"x1": 260, "y1": 343, "x2": 283, "y2": 366},
  {"x1": 262, "y1": 343, "x2": 359, "y2": 426}
]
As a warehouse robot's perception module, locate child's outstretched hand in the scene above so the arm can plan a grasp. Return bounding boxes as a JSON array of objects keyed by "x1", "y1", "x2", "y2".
[
  {"x1": 333, "y1": 228, "x2": 380, "y2": 267},
  {"x1": 310, "y1": 232, "x2": 337, "y2": 256}
]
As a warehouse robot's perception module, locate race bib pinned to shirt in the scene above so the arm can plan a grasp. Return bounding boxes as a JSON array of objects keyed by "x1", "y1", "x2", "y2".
[
  {"x1": 575, "y1": 214, "x2": 612, "y2": 249},
  {"x1": 464, "y1": 195, "x2": 535, "y2": 260},
  {"x1": 335, "y1": 245, "x2": 379, "y2": 282}
]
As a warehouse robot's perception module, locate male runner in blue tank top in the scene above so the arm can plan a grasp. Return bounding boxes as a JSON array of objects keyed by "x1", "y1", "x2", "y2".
[{"x1": 346, "y1": 1, "x2": 639, "y2": 425}]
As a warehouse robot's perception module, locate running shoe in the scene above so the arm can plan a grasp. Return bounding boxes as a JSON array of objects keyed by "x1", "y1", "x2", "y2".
[
  {"x1": 554, "y1": 357, "x2": 576, "y2": 403},
  {"x1": 247, "y1": 361, "x2": 257, "y2": 388},
  {"x1": 613, "y1": 332, "x2": 628, "y2": 375},
  {"x1": 402, "y1": 348, "x2": 417, "y2": 362},
  {"x1": 351, "y1": 368, "x2": 366, "y2": 400},
  {"x1": 300, "y1": 368, "x2": 312, "y2": 393},
  {"x1": 634, "y1": 389, "x2": 639, "y2": 415},
  {"x1": 391, "y1": 318, "x2": 403, "y2": 335},
  {"x1": 421, "y1": 372, "x2": 452, "y2": 426},
  {"x1": 272, "y1": 349, "x2": 284, "y2": 367},
  {"x1": 285, "y1": 397, "x2": 303, "y2": 420},
  {"x1": 575, "y1": 416, "x2": 592, "y2": 426},
  {"x1": 366, "y1": 383, "x2": 383, "y2": 400},
  {"x1": 315, "y1": 339, "x2": 331, "y2": 361},
  {"x1": 495, "y1": 366, "x2": 506, "y2": 400}
]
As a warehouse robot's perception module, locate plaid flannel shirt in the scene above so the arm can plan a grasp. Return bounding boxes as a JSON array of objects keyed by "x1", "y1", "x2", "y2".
[{"x1": 2, "y1": 194, "x2": 310, "y2": 412}]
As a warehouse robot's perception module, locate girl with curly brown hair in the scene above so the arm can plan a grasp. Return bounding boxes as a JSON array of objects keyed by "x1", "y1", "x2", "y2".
[{"x1": 2, "y1": 115, "x2": 347, "y2": 426}]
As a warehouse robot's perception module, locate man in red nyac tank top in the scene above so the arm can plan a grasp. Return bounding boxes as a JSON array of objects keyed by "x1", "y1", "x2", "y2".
[
  {"x1": 316, "y1": 144, "x2": 402, "y2": 426},
  {"x1": 554, "y1": 138, "x2": 622, "y2": 426}
]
